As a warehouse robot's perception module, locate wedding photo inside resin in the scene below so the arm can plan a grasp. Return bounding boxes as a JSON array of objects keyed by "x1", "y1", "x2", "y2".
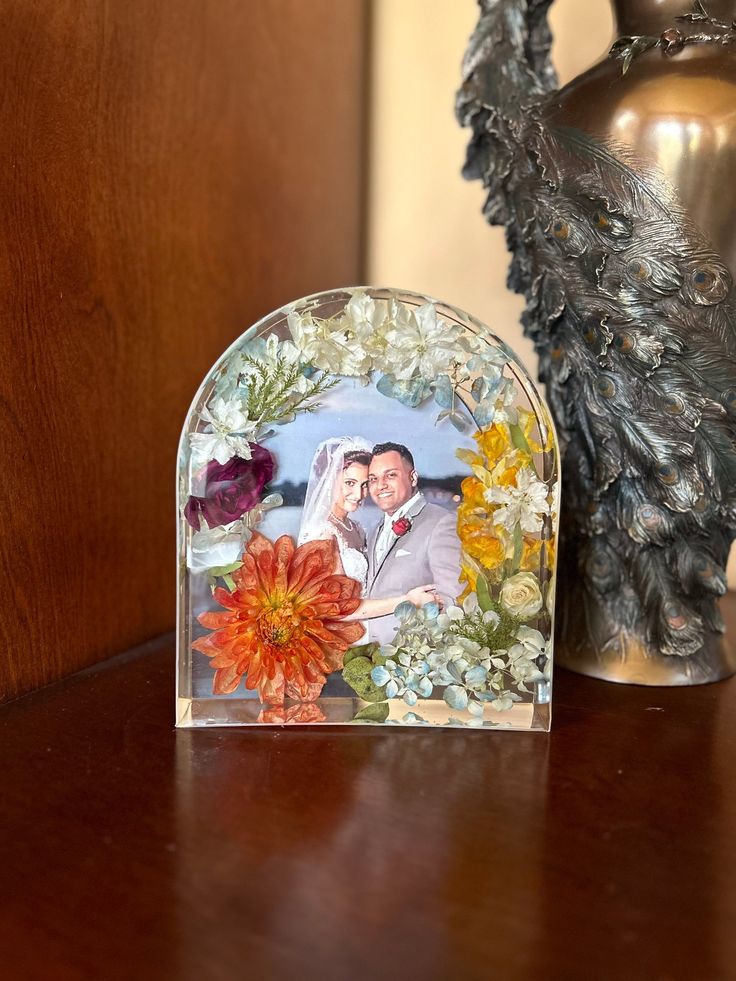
[{"x1": 176, "y1": 288, "x2": 560, "y2": 730}]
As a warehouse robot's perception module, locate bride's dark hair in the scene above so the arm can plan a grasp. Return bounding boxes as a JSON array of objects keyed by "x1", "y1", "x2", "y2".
[{"x1": 343, "y1": 449, "x2": 370, "y2": 469}]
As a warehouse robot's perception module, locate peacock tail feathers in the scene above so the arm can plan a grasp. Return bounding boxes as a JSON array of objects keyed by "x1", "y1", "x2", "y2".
[{"x1": 457, "y1": 0, "x2": 736, "y2": 658}]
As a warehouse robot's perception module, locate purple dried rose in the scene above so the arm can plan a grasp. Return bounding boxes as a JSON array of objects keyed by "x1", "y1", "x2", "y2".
[{"x1": 184, "y1": 446, "x2": 275, "y2": 531}]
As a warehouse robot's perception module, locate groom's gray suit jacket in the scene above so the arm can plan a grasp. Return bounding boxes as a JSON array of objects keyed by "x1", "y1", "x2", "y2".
[{"x1": 365, "y1": 495, "x2": 462, "y2": 646}]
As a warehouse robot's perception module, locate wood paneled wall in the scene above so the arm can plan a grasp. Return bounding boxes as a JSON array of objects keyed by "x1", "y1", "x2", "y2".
[{"x1": 0, "y1": 1, "x2": 368, "y2": 702}]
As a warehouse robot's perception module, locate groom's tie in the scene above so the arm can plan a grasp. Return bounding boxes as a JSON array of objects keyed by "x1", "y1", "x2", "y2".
[{"x1": 373, "y1": 517, "x2": 393, "y2": 571}]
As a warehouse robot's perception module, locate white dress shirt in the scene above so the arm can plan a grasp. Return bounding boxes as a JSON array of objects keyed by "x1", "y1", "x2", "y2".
[{"x1": 373, "y1": 491, "x2": 422, "y2": 568}]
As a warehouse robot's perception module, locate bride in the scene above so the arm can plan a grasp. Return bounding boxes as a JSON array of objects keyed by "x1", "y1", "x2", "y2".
[{"x1": 297, "y1": 436, "x2": 439, "y2": 619}]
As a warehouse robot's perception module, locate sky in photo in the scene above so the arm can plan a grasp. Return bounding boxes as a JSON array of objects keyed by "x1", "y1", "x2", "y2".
[{"x1": 268, "y1": 376, "x2": 477, "y2": 485}]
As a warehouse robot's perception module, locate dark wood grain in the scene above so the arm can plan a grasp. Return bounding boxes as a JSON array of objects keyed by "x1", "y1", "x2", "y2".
[
  {"x1": 2, "y1": 599, "x2": 736, "y2": 980},
  {"x1": 0, "y1": 0, "x2": 368, "y2": 702}
]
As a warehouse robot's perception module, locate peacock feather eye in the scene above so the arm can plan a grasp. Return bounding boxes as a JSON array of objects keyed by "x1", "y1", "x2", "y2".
[
  {"x1": 551, "y1": 218, "x2": 570, "y2": 241},
  {"x1": 691, "y1": 268, "x2": 715, "y2": 292},
  {"x1": 592, "y1": 210, "x2": 610, "y2": 231},
  {"x1": 550, "y1": 337, "x2": 565, "y2": 360},
  {"x1": 693, "y1": 495, "x2": 708, "y2": 513},
  {"x1": 583, "y1": 324, "x2": 597, "y2": 344},
  {"x1": 693, "y1": 555, "x2": 714, "y2": 578},
  {"x1": 637, "y1": 503, "x2": 662, "y2": 528},
  {"x1": 596, "y1": 375, "x2": 616, "y2": 398},
  {"x1": 589, "y1": 554, "x2": 609, "y2": 576},
  {"x1": 723, "y1": 388, "x2": 736, "y2": 413},
  {"x1": 687, "y1": 262, "x2": 730, "y2": 305},
  {"x1": 586, "y1": 547, "x2": 613, "y2": 581},
  {"x1": 613, "y1": 331, "x2": 636, "y2": 353},
  {"x1": 663, "y1": 601, "x2": 688, "y2": 630},
  {"x1": 656, "y1": 462, "x2": 679, "y2": 485},
  {"x1": 626, "y1": 258, "x2": 651, "y2": 281},
  {"x1": 662, "y1": 394, "x2": 685, "y2": 415}
]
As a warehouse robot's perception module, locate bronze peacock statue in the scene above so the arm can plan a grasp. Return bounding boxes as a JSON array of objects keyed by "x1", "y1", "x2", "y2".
[{"x1": 457, "y1": 0, "x2": 736, "y2": 683}]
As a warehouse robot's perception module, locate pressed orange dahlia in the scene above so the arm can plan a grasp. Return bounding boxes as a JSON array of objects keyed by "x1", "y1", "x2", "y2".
[
  {"x1": 258, "y1": 702, "x2": 326, "y2": 725},
  {"x1": 192, "y1": 532, "x2": 365, "y2": 704}
]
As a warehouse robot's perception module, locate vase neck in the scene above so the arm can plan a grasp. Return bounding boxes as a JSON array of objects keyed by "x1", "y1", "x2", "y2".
[{"x1": 613, "y1": 0, "x2": 736, "y2": 36}]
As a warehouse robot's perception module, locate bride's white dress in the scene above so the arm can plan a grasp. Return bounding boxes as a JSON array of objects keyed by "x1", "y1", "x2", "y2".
[
  {"x1": 337, "y1": 540, "x2": 368, "y2": 592},
  {"x1": 320, "y1": 516, "x2": 368, "y2": 592},
  {"x1": 297, "y1": 436, "x2": 373, "y2": 596}
]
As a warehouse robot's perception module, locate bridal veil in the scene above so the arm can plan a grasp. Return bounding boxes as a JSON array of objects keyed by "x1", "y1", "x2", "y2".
[{"x1": 297, "y1": 436, "x2": 372, "y2": 545}]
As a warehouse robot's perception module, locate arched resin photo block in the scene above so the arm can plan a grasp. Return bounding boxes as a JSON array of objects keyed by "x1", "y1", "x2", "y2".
[{"x1": 176, "y1": 288, "x2": 560, "y2": 730}]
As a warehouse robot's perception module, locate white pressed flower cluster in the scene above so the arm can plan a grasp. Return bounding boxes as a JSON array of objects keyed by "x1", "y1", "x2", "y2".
[
  {"x1": 287, "y1": 307, "x2": 372, "y2": 378},
  {"x1": 484, "y1": 466, "x2": 552, "y2": 533},
  {"x1": 188, "y1": 326, "x2": 337, "y2": 471},
  {"x1": 488, "y1": 375, "x2": 519, "y2": 425},
  {"x1": 382, "y1": 302, "x2": 464, "y2": 381},
  {"x1": 192, "y1": 290, "x2": 519, "y2": 468},
  {"x1": 189, "y1": 396, "x2": 259, "y2": 467},
  {"x1": 506, "y1": 625, "x2": 547, "y2": 675},
  {"x1": 285, "y1": 292, "x2": 466, "y2": 382},
  {"x1": 287, "y1": 290, "x2": 508, "y2": 384},
  {"x1": 466, "y1": 342, "x2": 508, "y2": 377},
  {"x1": 340, "y1": 291, "x2": 396, "y2": 363}
]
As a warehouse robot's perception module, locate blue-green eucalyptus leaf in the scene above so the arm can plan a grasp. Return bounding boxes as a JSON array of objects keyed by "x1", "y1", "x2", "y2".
[{"x1": 444, "y1": 685, "x2": 469, "y2": 710}]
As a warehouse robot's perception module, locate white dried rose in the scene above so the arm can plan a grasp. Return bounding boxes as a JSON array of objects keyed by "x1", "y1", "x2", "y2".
[
  {"x1": 499, "y1": 572, "x2": 543, "y2": 619},
  {"x1": 187, "y1": 520, "x2": 245, "y2": 572}
]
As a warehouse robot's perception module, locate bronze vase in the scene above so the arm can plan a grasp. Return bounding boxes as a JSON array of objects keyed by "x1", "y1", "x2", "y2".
[{"x1": 458, "y1": 0, "x2": 736, "y2": 685}]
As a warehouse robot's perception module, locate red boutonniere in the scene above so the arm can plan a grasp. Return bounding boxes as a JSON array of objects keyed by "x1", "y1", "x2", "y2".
[{"x1": 392, "y1": 516, "x2": 412, "y2": 537}]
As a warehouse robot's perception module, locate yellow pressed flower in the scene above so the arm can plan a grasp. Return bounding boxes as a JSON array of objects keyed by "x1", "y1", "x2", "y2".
[
  {"x1": 476, "y1": 424, "x2": 510, "y2": 463},
  {"x1": 541, "y1": 536, "x2": 557, "y2": 568},
  {"x1": 515, "y1": 406, "x2": 555, "y2": 454},
  {"x1": 458, "y1": 518, "x2": 506, "y2": 569},
  {"x1": 487, "y1": 448, "x2": 532, "y2": 492},
  {"x1": 457, "y1": 577, "x2": 474, "y2": 604},
  {"x1": 460, "y1": 475, "x2": 488, "y2": 509},
  {"x1": 458, "y1": 557, "x2": 481, "y2": 601},
  {"x1": 519, "y1": 536, "x2": 542, "y2": 571},
  {"x1": 456, "y1": 447, "x2": 483, "y2": 469},
  {"x1": 459, "y1": 413, "x2": 556, "y2": 590},
  {"x1": 496, "y1": 464, "x2": 521, "y2": 488}
]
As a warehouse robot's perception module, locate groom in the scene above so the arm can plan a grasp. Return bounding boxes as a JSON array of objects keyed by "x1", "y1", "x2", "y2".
[{"x1": 364, "y1": 441, "x2": 462, "y2": 646}]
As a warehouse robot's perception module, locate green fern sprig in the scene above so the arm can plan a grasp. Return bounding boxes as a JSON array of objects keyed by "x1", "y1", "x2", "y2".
[
  {"x1": 449, "y1": 603, "x2": 520, "y2": 654},
  {"x1": 238, "y1": 353, "x2": 339, "y2": 426}
]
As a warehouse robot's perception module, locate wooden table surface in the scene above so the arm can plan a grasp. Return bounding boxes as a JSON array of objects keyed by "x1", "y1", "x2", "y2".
[{"x1": 3, "y1": 605, "x2": 736, "y2": 981}]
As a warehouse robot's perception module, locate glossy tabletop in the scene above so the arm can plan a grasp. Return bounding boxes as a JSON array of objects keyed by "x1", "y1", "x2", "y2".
[{"x1": 2, "y1": 603, "x2": 736, "y2": 981}]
